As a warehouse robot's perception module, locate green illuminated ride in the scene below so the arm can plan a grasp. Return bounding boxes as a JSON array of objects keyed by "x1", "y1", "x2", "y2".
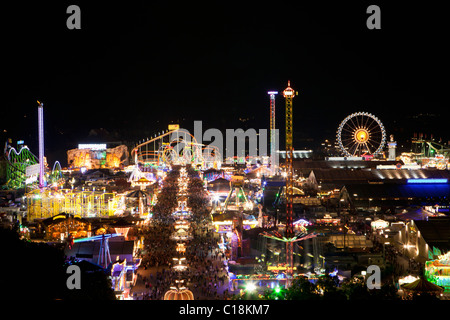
[
  {"x1": 4, "y1": 144, "x2": 38, "y2": 189},
  {"x1": 49, "y1": 161, "x2": 64, "y2": 186}
]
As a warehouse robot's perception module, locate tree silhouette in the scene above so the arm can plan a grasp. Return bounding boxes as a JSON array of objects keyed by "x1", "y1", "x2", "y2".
[{"x1": 0, "y1": 228, "x2": 115, "y2": 300}]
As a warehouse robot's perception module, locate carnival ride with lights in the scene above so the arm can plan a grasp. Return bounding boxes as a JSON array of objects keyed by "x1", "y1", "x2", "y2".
[
  {"x1": 26, "y1": 187, "x2": 123, "y2": 220},
  {"x1": 131, "y1": 128, "x2": 221, "y2": 169},
  {"x1": 220, "y1": 175, "x2": 253, "y2": 213},
  {"x1": 413, "y1": 138, "x2": 450, "y2": 158},
  {"x1": 261, "y1": 81, "x2": 318, "y2": 287},
  {"x1": 210, "y1": 173, "x2": 258, "y2": 258},
  {"x1": 72, "y1": 232, "x2": 142, "y2": 300},
  {"x1": 336, "y1": 112, "x2": 386, "y2": 157},
  {"x1": 127, "y1": 159, "x2": 156, "y2": 188},
  {"x1": 19, "y1": 101, "x2": 134, "y2": 220},
  {"x1": 3, "y1": 102, "x2": 65, "y2": 190},
  {"x1": 272, "y1": 185, "x2": 305, "y2": 208},
  {"x1": 3, "y1": 143, "x2": 64, "y2": 190},
  {"x1": 71, "y1": 233, "x2": 122, "y2": 268},
  {"x1": 3, "y1": 143, "x2": 38, "y2": 189},
  {"x1": 49, "y1": 161, "x2": 63, "y2": 184},
  {"x1": 407, "y1": 135, "x2": 450, "y2": 169},
  {"x1": 425, "y1": 251, "x2": 450, "y2": 291},
  {"x1": 67, "y1": 231, "x2": 141, "y2": 299},
  {"x1": 268, "y1": 90, "x2": 278, "y2": 175}
]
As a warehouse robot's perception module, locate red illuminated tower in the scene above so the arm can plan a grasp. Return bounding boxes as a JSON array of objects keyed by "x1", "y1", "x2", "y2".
[
  {"x1": 262, "y1": 81, "x2": 316, "y2": 288},
  {"x1": 268, "y1": 91, "x2": 278, "y2": 175}
]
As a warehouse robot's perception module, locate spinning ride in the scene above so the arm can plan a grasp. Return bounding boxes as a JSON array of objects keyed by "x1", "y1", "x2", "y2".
[{"x1": 336, "y1": 112, "x2": 386, "y2": 157}]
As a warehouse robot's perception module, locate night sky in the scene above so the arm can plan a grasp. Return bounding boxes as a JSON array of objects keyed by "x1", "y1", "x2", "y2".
[{"x1": 2, "y1": 1, "x2": 448, "y2": 165}]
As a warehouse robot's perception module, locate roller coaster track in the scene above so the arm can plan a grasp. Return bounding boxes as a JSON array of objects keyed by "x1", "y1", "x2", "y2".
[
  {"x1": 131, "y1": 129, "x2": 221, "y2": 168},
  {"x1": 3, "y1": 145, "x2": 38, "y2": 189},
  {"x1": 412, "y1": 139, "x2": 450, "y2": 158},
  {"x1": 48, "y1": 161, "x2": 64, "y2": 185}
]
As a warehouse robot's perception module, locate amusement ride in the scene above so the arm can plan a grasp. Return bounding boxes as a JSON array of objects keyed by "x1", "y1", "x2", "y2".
[
  {"x1": 5, "y1": 80, "x2": 445, "y2": 298},
  {"x1": 336, "y1": 111, "x2": 386, "y2": 157},
  {"x1": 131, "y1": 129, "x2": 221, "y2": 169},
  {"x1": 261, "y1": 81, "x2": 318, "y2": 287}
]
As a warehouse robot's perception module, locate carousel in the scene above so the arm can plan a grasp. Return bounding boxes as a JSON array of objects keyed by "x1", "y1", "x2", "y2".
[{"x1": 401, "y1": 275, "x2": 444, "y2": 299}]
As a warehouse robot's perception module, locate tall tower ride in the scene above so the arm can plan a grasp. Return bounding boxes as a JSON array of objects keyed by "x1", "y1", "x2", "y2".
[
  {"x1": 268, "y1": 91, "x2": 278, "y2": 175},
  {"x1": 283, "y1": 81, "x2": 297, "y2": 281},
  {"x1": 37, "y1": 101, "x2": 45, "y2": 188},
  {"x1": 282, "y1": 81, "x2": 297, "y2": 238},
  {"x1": 262, "y1": 81, "x2": 317, "y2": 288}
]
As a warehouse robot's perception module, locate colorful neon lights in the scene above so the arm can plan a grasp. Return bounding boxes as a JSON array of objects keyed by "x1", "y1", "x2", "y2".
[{"x1": 407, "y1": 179, "x2": 448, "y2": 184}]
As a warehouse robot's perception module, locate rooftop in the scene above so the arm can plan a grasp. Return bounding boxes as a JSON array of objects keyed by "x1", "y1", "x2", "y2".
[{"x1": 414, "y1": 218, "x2": 450, "y2": 252}]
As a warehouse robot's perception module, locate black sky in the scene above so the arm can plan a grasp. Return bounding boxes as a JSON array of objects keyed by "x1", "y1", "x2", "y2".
[{"x1": 2, "y1": 1, "x2": 448, "y2": 165}]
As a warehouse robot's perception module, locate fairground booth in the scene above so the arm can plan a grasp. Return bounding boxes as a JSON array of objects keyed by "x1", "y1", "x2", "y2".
[{"x1": 40, "y1": 213, "x2": 91, "y2": 241}]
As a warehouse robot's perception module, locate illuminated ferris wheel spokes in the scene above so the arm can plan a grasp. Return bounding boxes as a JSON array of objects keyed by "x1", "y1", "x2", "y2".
[{"x1": 336, "y1": 112, "x2": 386, "y2": 157}]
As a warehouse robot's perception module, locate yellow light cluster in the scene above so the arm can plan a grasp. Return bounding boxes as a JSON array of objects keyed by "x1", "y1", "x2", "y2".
[{"x1": 26, "y1": 188, "x2": 122, "y2": 220}]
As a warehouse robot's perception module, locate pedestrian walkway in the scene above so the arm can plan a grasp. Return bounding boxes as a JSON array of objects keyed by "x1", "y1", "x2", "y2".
[
  {"x1": 131, "y1": 244, "x2": 235, "y2": 300},
  {"x1": 130, "y1": 166, "x2": 236, "y2": 300}
]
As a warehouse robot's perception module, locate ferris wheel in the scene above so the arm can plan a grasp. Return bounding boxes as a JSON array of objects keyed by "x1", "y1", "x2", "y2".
[{"x1": 336, "y1": 112, "x2": 386, "y2": 157}]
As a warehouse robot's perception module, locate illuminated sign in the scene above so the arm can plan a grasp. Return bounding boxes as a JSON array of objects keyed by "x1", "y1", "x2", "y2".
[
  {"x1": 168, "y1": 124, "x2": 180, "y2": 131},
  {"x1": 407, "y1": 179, "x2": 448, "y2": 184},
  {"x1": 267, "y1": 266, "x2": 297, "y2": 271},
  {"x1": 26, "y1": 163, "x2": 40, "y2": 177},
  {"x1": 78, "y1": 144, "x2": 107, "y2": 150}
]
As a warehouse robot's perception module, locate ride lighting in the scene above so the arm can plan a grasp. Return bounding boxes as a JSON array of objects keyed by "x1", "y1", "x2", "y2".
[
  {"x1": 407, "y1": 178, "x2": 448, "y2": 184},
  {"x1": 245, "y1": 282, "x2": 256, "y2": 293}
]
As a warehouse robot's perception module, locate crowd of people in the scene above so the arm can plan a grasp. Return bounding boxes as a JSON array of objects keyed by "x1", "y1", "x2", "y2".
[
  {"x1": 136, "y1": 220, "x2": 176, "y2": 269},
  {"x1": 134, "y1": 222, "x2": 232, "y2": 299},
  {"x1": 132, "y1": 166, "x2": 232, "y2": 300}
]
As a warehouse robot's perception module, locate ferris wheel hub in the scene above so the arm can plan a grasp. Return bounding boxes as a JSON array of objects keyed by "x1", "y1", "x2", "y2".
[{"x1": 354, "y1": 129, "x2": 369, "y2": 143}]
